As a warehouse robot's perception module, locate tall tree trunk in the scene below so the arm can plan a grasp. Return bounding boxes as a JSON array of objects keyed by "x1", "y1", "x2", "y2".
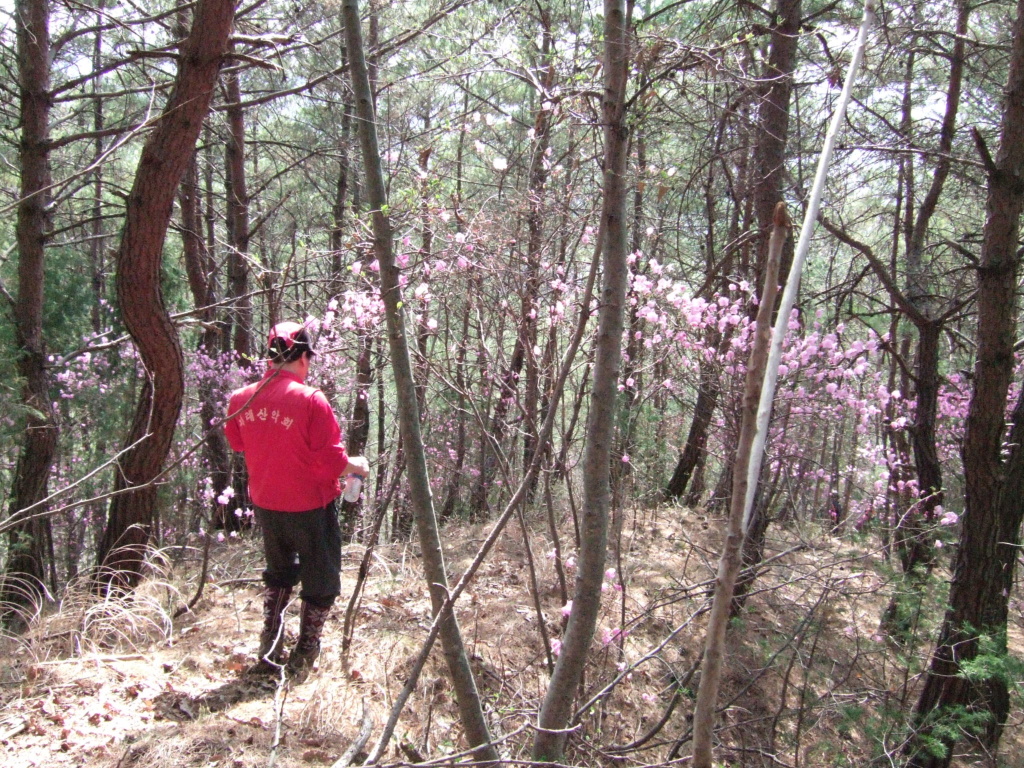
[
  {"x1": 522, "y1": 5, "x2": 556, "y2": 489},
  {"x1": 439, "y1": 304, "x2": 471, "y2": 522},
  {"x1": 896, "y1": 321, "x2": 941, "y2": 570},
  {"x1": 725, "y1": 0, "x2": 801, "y2": 584},
  {"x1": 472, "y1": 10, "x2": 557, "y2": 515},
  {"x1": 3, "y1": 0, "x2": 58, "y2": 616},
  {"x1": 224, "y1": 46, "x2": 251, "y2": 365},
  {"x1": 203, "y1": 123, "x2": 219, "y2": 305},
  {"x1": 665, "y1": 337, "x2": 720, "y2": 502},
  {"x1": 223, "y1": 46, "x2": 252, "y2": 516},
  {"x1": 414, "y1": 107, "x2": 434, "y2": 413},
  {"x1": 752, "y1": 0, "x2": 800, "y2": 291},
  {"x1": 340, "y1": 1, "x2": 497, "y2": 762},
  {"x1": 89, "y1": 0, "x2": 106, "y2": 334},
  {"x1": 175, "y1": 8, "x2": 230, "y2": 532},
  {"x1": 532, "y1": 0, "x2": 629, "y2": 760},
  {"x1": 691, "y1": 205, "x2": 788, "y2": 768},
  {"x1": 440, "y1": 87, "x2": 472, "y2": 522},
  {"x1": 332, "y1": 70, "x2": 371, "y2": 541},
  {"x1": 908, "y1": 0, "x2": 1024, "y2": 761},
  {"x1": 330, "y1": 44, "x2": 352, "y2": 293},
  {"x1": 97, "y1": 0, "x2": 235, "y2": 586},
  {"x1": 613, "y1": 126, "x2": 647, "y2": 504},
  {"x1": 900, "y1": 0, "x2": 969, "y2": 573},
  {"x1": 340, "y1": 332, "x2": 373, "y2": 540}
]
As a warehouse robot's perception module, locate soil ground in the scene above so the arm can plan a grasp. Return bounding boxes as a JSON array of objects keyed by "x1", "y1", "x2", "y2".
[{"x1": 1, "y1": 505, "x2": 1021, "y2": 767}]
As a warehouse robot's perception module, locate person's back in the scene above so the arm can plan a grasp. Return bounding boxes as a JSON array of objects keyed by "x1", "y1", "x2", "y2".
[
  {"x1": 227, "y1": 369, "x2": 346, "y2": 512},
  {"x1": 224, "y1": 321, "x2": 369, "y2": 678}
]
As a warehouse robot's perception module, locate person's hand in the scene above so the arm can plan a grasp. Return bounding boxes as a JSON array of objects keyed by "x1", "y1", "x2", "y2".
[{"x1": 346, "y1": 455, "x2": 370, "y2": 478}]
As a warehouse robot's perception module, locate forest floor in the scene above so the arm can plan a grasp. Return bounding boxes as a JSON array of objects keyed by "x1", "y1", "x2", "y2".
[{"x1": 1, "y1": 504, "x2": 1021, "y2": 768}]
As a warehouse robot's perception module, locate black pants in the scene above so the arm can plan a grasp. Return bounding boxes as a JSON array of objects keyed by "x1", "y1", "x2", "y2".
[{"x1": 256, "y1": 501, "x2": 341, "y2": 605}]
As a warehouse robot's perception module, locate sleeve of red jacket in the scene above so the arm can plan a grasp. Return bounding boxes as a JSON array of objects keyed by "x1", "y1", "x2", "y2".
[
  {"x1": 306, "y1": 390, "x2": 350, "y2": 478},
  {"x1": 224, "y1": 393, "x2": 245, "y2": 452}
]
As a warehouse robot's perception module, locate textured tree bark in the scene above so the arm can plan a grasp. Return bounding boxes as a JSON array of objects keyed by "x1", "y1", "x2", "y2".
[
  {"x1": 221, "y1": 38, "x2": 256, "y2": 516},
  {"x1": 909, "y1": 0, "x2": 1024, "y2": 761},
  {"x1": 613, "y1": 127, "x2": 647, "y2": 504},
  {"x1": 897, "y1": 321, "x2": 941, "y2": 569},
  {"x1": 339, "y1": 332, "x2": 373, "y2": 540},
  {"x1": 98, "y1": 0, "x2": 235, "y2": 586},
  {"x1": 224, "y1": 45, "x2": 252, "y2": 365},
  {"x1": 439, "y1": 303, "x2": 471, "y2": 522},
  {"x1": 842, "y1": 0, "x2": 967, "y2": 582},
  {"x1": 664, "y1": 344, "x2": 720, "y2": 502},
  {"x1": 341, "y1": 1, "x2": 497, "y2": 762},
  {"x1": 439, "y1": 85, "x2": 472, "y2": 522},
  {"x1": 414, "y1": 108, "x2": 434, "y2": 414},
  {"x1": 752, "y1": 0, "x2": 800, "y2": 292},
  {"x1": 531, "y1": 0, "x2": 629, "y2": 761},
  {"x1": 472, "y1": 9, "x2": 558, "y2": 516},
  {"x1": 900, "y1": 0, "x2": 968, "y2": 574},
  {"x1": 690, "y1": 205, "x2": 788, "y2": 768},
  {"x1": 725, "y1": 0, "x2": 801, "y2": 586},
  {"x1": 3, "y1": 0, "x2": 58, "y2": 615},
  {"x1": 330, "y1": 44, "x2": 351, "y2": 289},
  {"x1": 522, "y1": 5, "x2": 556, "y2": 489},
  {"x1": 89, "y1": 1, "x2": 106, "y2": 335},
  {"x1": 331, "y1": 69, "x2": 371, "y2": 541}
]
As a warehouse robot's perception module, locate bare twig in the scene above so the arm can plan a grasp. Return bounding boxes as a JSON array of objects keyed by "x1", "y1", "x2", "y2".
[
  {"x1": 340, "y1": 461, "x2": 405, "y2": 668},
  {"x1": 332, "y1": 698, "x2": 373, "y2": 768},
  {"x1": 267, "y1": 667, "x2": 290, "y2": 768},
  {"x1": 172, "y1": 520, "x2": 212, "y2": 619}
]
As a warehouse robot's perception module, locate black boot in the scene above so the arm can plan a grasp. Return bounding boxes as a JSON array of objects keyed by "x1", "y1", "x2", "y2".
[
  {"x1": 255, "y1": 585, "x2": 292, "y2": 671},
  {"x1": 286, "y1": 598, "x2": 333, "y2": 678}
]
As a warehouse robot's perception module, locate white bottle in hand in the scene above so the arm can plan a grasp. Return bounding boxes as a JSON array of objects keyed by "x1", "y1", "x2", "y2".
[{"x1": 343, "y1": 475, "x2": 362, "y2": 503}]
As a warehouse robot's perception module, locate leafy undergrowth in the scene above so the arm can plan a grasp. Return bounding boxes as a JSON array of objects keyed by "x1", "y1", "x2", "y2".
[{"x1": 1, "y1": 506, "x2": 1021, "y2": 768}]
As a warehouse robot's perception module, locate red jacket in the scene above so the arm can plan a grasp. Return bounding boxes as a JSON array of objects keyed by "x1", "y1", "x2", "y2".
[{"x1": 225, "y1": 368, "x2": 350, "y2": 512}]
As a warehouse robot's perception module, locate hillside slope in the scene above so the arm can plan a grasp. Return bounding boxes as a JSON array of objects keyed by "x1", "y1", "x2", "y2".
[{"x1": 2, "y1": 509, "x2": 1020, "y2": 767}]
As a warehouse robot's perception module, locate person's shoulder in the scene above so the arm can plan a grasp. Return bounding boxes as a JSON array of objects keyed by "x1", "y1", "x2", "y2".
[
  {"x1": 278, "y1": 376, "x2": 318, "y2": 394},
  {"x1": 229, "y1": 381, "x2": 256, "y2": 400},
  {"x1": 304, "y1": 385, "x2": 329, "y2": 402},
  {"x1": 229, "y1": 373, "x2": 269, "y2": 403},
  {"x1": 279, "y1": 377, "x2": 324, "y2": 402},
  {"x1": 299, "y1": 385, "x2": 336, "y2": 413}
]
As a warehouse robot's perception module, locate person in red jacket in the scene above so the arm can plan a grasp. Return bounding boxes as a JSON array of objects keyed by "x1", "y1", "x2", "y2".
[{"x1": 225, "y1": 321, "x2": 369, "y2": 675}]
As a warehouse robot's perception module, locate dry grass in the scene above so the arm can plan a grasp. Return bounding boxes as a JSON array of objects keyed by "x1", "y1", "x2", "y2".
[{"x1": 0, "y1": 507, "x2": 1020, "y2": 768}]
